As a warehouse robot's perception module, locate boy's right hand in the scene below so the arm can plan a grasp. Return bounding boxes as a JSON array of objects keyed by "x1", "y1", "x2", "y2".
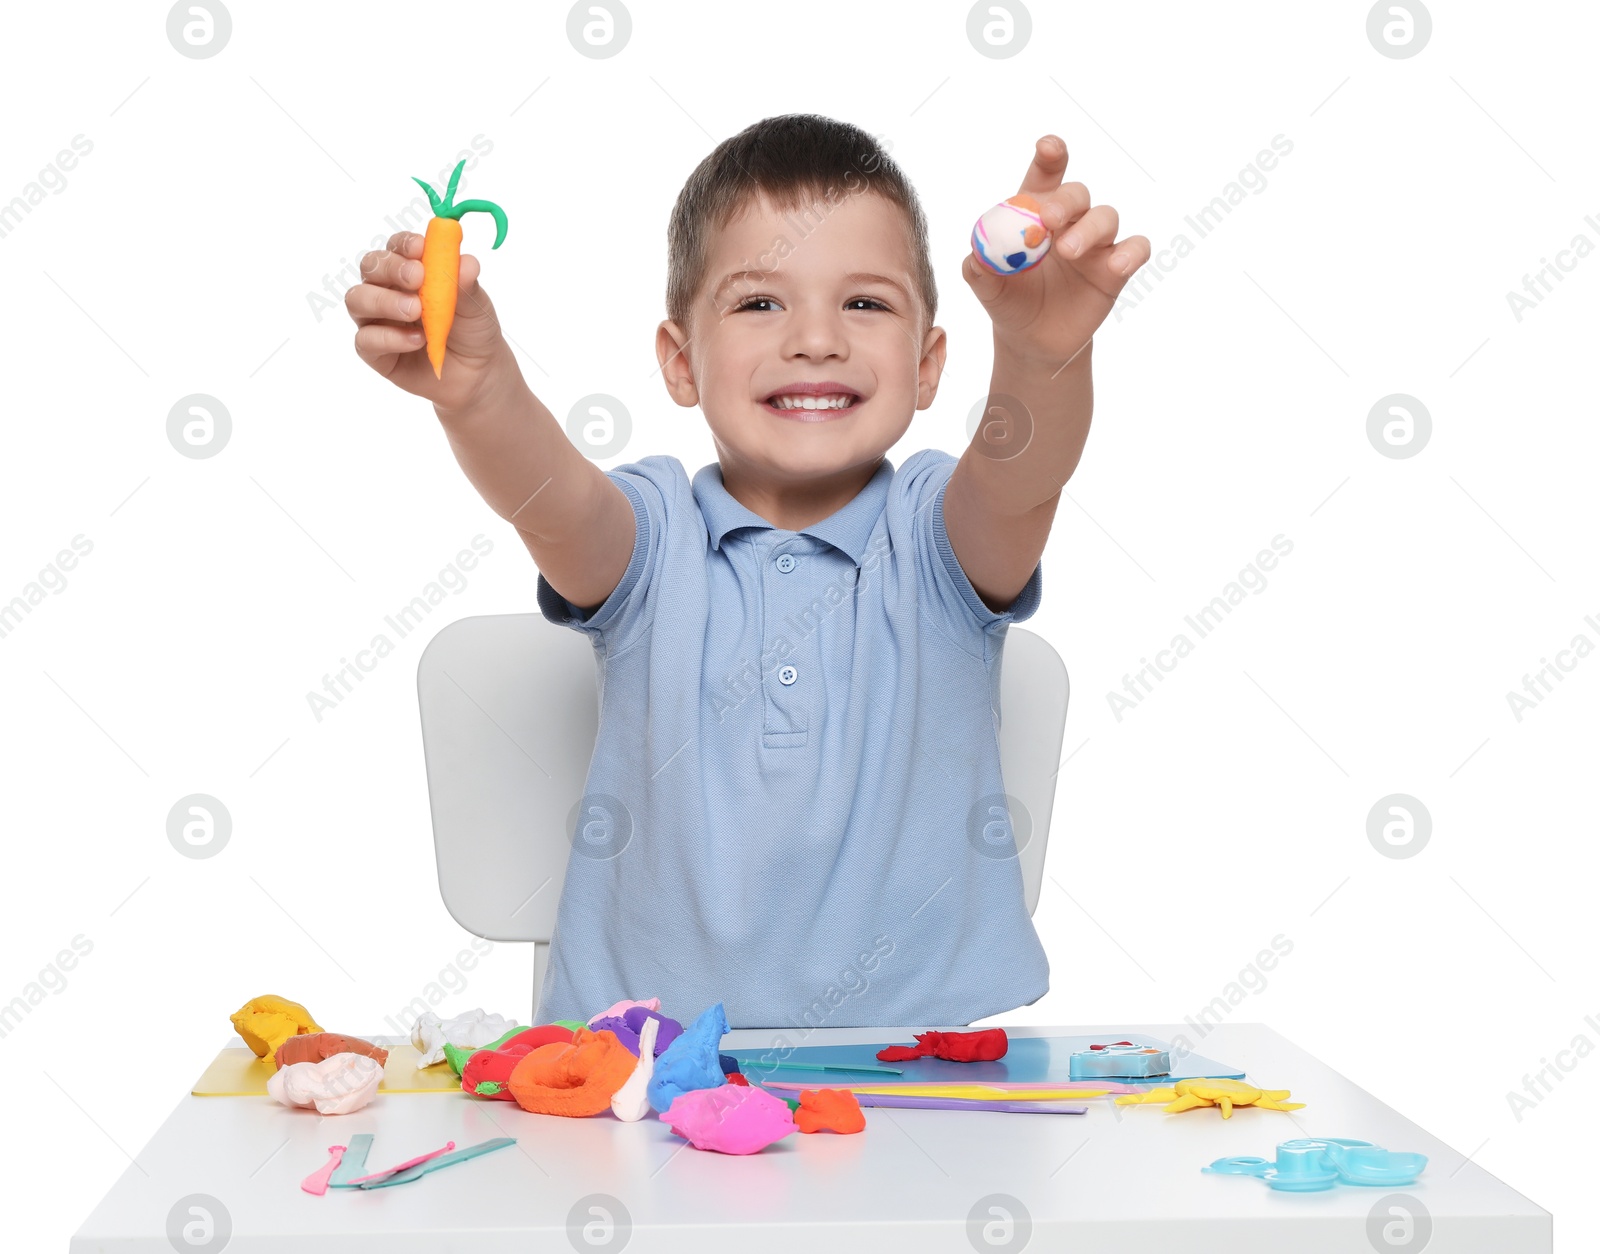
[{"x1": 347, "y1": 230, "x2": 513, "y2": 414}]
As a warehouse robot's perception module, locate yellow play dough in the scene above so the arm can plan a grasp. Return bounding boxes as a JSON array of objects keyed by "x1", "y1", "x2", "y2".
[
  {"x1": 1113, "y1": 1077, "x2": 1304, "y2": 1119},
  {"x1": 229, "y1": 995, "x2": 323, "y2": 1063}
]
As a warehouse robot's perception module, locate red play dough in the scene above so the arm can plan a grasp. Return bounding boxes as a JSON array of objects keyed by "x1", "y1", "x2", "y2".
[
  {"x1": 461, "y1": 1025, "x2": 577, "y2": 1099},
  {"x1": 496, "y1": 1025, "x2": 579, "y2": 1053},
  {"x1": 876, "y1": 1028, "x2": 1008, "y2": 1063}
]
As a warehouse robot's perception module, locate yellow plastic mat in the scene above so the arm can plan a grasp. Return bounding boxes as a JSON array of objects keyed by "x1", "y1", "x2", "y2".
[{"x1": 192, "y1": 1039, "x2": 466, "y2": 1096}]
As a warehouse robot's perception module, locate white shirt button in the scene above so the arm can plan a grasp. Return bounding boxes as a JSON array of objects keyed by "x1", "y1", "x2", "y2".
[{"x1": 778, "y1": 664, "x2": 798, "y2": 685}]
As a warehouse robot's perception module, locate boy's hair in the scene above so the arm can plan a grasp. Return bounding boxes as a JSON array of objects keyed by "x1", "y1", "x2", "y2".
[{"x1": 666, "y1": 113, "x2": 938, "y2": 335}]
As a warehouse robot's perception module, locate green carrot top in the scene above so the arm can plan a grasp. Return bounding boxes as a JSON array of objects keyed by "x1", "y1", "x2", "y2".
[{"x1": 412, "y1": 158, "x2": 508, "y2": 248}]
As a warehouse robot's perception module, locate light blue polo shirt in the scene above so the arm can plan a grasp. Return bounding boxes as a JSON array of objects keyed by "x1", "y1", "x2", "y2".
[{"x1": 533, "y1": 447, "x2": 1050, "y2": 1029}]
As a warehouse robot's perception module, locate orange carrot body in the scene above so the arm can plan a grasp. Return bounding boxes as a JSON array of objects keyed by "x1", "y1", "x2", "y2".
[
  {"x1": 419, "y1": 216, "x2": 463, "y2": 379},
  {"x1": 407, "y1": 158, "x2": 507, "y2": 380}
]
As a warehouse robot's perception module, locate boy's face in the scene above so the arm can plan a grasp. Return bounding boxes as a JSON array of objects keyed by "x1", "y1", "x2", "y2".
[{"x1": 657, "y1": 190, "x2": 946, "y2": 486}]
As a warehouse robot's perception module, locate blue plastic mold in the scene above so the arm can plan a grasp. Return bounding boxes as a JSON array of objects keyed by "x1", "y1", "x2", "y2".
[
  {"x1": 1203, "y1": 1137, "x2": 1427, "y2": 1192},
  {"x1": 1068, "y1": 1043, "x2": 1171, "y2": 1079}
]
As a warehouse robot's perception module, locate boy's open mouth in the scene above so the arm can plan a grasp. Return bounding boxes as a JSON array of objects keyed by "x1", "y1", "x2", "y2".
[{"x1": 760, "y1": 382, "x2": 863, "y2": 419}]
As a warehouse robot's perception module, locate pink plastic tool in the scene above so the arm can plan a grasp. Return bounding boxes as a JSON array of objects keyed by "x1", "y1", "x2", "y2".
[
  {"x1": 347, "y1": 1140, "x2": 456, "y2": 1185},
  {"x1": 301, "y1": 1145, "x2": 345, "y2": 1196}
]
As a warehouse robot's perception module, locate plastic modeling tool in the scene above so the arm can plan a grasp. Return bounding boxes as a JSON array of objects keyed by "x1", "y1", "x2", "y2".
[
  {"x1": 301, "y1": 1145, "x2": 345, "y2": 1196},
  {"x1": 750, "y1": 1062, "x2": 903, "y2": 1075},
  {"x1": 327, "y1": 1133, "x2": 373, "y2": 1189},
  {"x1": 760, "y1": 1082, "x2": 1125, "y2": 1100},
  {"x1": 347, "y1": 1140, "x2": 456, "y2": 1186},
  {"x1": 358, "y1": 1137, "x2": 516, "y2": 1188},
  {"x1": 850, "y1": 1094, "x2": 1088, "y2": 1114},
  {"x1": 319, "y1": 1133, "x2": 515, "y2": 1191}
]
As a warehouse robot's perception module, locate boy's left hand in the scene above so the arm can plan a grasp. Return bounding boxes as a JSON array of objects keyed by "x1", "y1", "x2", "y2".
[{"x1": 962, "y1": 135, "x2": 1151, "y2": 367}]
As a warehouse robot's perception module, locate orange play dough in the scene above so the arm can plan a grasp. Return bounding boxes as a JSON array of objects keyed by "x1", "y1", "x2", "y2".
[
  {"x1": 507, "y1": 1027, "x2": 638, "y2": 1117},
  {"x1": 795, "y1": 1088, "x2": 866, "y2": 1134},
  {"x1": 275, "y1": 1032, "x2": 389, "y2": 1070}
]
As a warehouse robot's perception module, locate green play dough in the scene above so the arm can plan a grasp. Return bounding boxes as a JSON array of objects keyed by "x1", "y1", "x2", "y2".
[
  {"x1": 445, "y1": 1026, "x2": 525, "y2": 1077},
  {"x1": 442, "y1": 1042, "x2": 475, "y2": 1077}
]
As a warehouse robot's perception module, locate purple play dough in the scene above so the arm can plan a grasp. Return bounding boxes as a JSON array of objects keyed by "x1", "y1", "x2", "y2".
[
  {"x1": 625, "y1": 1007, "x2": 683, "y2": 1056},
  {"x1": 588, "y1": 1008, "x2": 684, "y2": 1058},
  {"x1": 588, "y1": 1015, "x2": 640, "y2": 1055}
]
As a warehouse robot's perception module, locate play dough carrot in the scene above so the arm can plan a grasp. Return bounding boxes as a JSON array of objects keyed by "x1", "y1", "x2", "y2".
[{"x1": 410, "y1": 158, "x2": 509, "y2": 379}]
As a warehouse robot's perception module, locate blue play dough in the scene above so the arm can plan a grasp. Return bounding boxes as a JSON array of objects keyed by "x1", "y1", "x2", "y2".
[
  {"x1": 647, "y1": 1002, "x2": 729, "y2": 1113},
  {"x1": 1005, "y1": 251, "x2": 1027, "y2": 269}
]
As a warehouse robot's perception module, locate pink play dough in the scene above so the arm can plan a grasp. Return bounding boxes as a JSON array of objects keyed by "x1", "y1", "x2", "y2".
[
  {"x1": 266, "y1": 1052, "x2": 383, "y2": 1115},
  {"x1": 658, "y1": 1084, "x2": 797, "y2": 1154}
]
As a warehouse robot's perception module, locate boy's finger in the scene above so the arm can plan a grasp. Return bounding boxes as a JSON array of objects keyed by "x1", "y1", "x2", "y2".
[
  {"x1": 960, "y1": 250, "x2": 1009, "y2": 306},
  {"x1": 358, "y1": 248, "x2": 425, "y2": 292},
  {"x1": 1103, "y1": 234, "x2": 1154, "y2": 282},
  {"x1": 1056, "y1": 203, "x2": 1120, "y2": 258},
  {"x1": 384, "y1": 231, "x2": 425, "y2": 259},
  {"x1": 449, "y1": 256, "x2": 492, "y2": 321},
  {"x1": 1018, "y1": 135, "x2": 1069, "y2": 196},
  {"x1": 353, "y1": 321, "x2": 425, "y2": 367},
  {"x1": 1033, "y1": 182, "x2": 1091, "y2": 233},
  {"x1": 344, "y1": 281, "x2": 421, "y2": 326}
]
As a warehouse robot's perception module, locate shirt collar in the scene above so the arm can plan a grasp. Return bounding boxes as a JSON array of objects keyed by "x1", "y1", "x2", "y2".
[{"x1": 693, "y1": 457, "x2": 895, "y2": 567}]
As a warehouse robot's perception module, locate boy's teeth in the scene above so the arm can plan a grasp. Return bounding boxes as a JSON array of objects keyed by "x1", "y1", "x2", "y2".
[{"x1": 770, "y1": 393, "x2": 854, "y2": 409}]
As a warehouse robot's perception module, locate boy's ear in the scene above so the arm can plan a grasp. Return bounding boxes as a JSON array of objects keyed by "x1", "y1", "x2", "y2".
[
  {"x1": 916, "y1": 323, "x2": 948, "y2": 412},
  {"x1": 656, "y1": 320, "x2": 699, "y2": 407}
]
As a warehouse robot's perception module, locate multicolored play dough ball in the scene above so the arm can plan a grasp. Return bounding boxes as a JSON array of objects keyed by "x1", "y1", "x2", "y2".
[{"x1": 972, "y1": 193, "x2": 1052, "y2": 274}]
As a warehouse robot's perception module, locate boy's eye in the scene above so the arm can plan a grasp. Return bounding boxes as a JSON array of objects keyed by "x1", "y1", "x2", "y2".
[{"x1": 733, "y1": 297, "x2": 890, "y2": 313}]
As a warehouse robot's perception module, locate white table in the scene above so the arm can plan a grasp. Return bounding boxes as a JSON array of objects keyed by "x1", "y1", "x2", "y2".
[{"x1": 71, "y1": 1023, "x2": 1550, "y2": 1253}]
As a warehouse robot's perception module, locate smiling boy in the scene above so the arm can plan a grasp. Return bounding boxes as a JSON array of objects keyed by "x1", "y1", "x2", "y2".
[{"x1": 347, "y1": 114, "x2": 1149, "y2": 1028}]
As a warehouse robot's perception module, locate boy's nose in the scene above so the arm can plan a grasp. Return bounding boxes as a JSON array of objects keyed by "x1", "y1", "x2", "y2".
[{"x1": 781, "y1": 304, "x2": 849, "y2": 358}]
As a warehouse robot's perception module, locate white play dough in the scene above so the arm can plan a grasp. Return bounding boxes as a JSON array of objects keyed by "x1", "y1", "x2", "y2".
[
  {"x1": 972, "y1": 196, "x2": 1052, "y2": 274},
  {"x1": 411, "y1": 1007, "x2": 519, "y2": 1069},
  {"x1": 611, "y1": 1015, "x2": 662, "y2": 1122}
]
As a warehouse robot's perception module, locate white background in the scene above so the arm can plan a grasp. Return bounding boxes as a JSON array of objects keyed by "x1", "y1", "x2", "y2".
[{"x1": 1, "y1": 0, "x2": 1593, "y2": 1248}]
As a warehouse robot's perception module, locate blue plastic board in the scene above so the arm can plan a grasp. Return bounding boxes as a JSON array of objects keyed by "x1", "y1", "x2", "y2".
[{"x1": 723, "y1": 1033, "x2": 1243, "y2": 1086}]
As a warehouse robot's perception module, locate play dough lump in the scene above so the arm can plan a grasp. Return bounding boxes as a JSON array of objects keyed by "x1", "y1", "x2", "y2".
[{"x1": 971, "y1": 193, "x2": 1052, "y2": 275}]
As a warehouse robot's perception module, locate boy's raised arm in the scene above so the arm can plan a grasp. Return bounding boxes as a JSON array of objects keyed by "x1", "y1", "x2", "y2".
[
  {"x1": 950, "y1": 135, "x2": 1152, "y2": 612},
  {"x1": 435, "y1": 349, "x2": 638, "y2": 614},
  {"x1": 347, "y1": 231, "x2": 636, "y2": 614}
]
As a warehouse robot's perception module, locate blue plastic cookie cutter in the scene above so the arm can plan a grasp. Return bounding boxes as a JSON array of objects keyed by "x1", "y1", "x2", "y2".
[
  {"x1": 1068, "y1": 1043, "x2": 1171, "y2": 1080},
  {"x1": 1203, "y1": 1137, "x2": 1426, "y2": 1192}
]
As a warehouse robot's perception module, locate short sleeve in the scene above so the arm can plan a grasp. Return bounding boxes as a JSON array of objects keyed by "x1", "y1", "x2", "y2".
[
  {"x1": 535, "y1": 461, "x2": 669, "y2": 656},
  {"x1": 906, "y1": 449, "x2": 1043, "y2": 648}
]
